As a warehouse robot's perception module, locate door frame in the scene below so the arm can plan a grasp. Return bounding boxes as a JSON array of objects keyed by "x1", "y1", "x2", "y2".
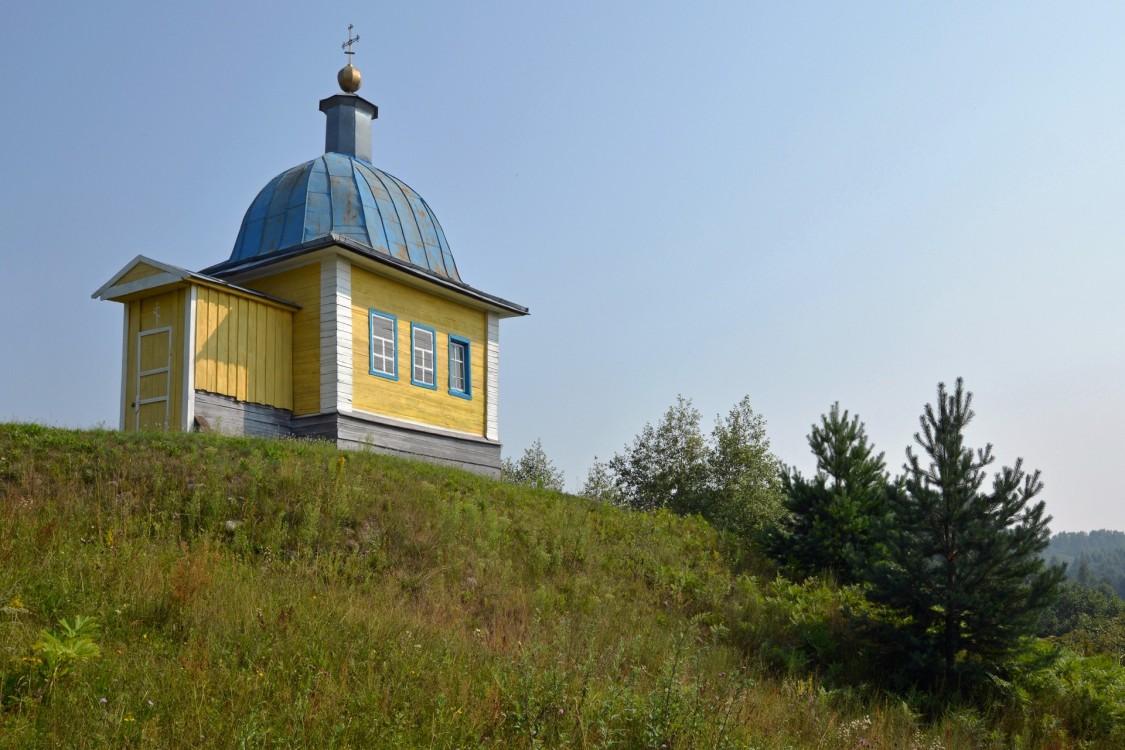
[{"x1": 135, "y1": 326, "x2": 173, "y2": 431}]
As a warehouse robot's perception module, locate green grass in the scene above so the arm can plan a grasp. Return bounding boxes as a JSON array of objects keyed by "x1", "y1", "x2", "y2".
[{"x1": 0, "y1": 424, "x2": 1119, "y2": 748}]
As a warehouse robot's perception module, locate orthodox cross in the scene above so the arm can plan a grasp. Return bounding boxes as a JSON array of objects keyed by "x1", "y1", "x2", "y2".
[{"x1": 342, "y1": 24, "x2": 360, "y2": 59}]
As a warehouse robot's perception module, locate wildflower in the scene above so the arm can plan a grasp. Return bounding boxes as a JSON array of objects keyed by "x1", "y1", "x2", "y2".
[
  {"x1": 124, "y1": 715, "x2": 135, "y2": 723},
  {"x1": 99, "y1": 697, "x2": 107, "y2": 704},
  {"x1": 147, "y1": 699, "x2": 154, "y2": 707},
  {"x1": 2, "y1": 595, "x2": 28, "y2": 615}
]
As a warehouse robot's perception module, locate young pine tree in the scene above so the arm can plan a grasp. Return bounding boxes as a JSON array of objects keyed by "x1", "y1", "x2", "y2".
[
  {"x1": 771, "y1": 403, "x2": 890, "y2": 583},
  {"x1": 866, "y1": 379, "x2": 1064, "y2": 690}
]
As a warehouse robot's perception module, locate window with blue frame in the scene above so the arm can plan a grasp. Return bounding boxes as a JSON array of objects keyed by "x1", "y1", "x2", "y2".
[
  {"x1": 411, "y1": 323, "x2": 437, "y2": 388},
  {"x1": 448, "y1": 335, "x2": 471, "y2": 399},
  {"x1": 369, "y1": 310, "x2": 397, "y2": 379}
]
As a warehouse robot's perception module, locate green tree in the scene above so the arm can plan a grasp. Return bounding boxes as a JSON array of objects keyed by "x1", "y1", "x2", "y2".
[
  {"x1": 706, "y1": 396, "x2": 786, "y2": 542},
  {"x1": 770, "y1": 403, "x2": 890, "y2": 583},
  {"x1": 1076, "y1": 554, "x2": 1093, "y2": 587},
  {"x1": 609, "y1": 396, "x2": 709, "y2": 513},
  {"x1": 866, "y1": 379, "x2": 1064, "y2": 690},
  {"x1": 578, "y1": 456, "x2": 623, "y2": 505},
  {"x1": 1037, "y1": 579, "x2": 1125, "y2": 637},
  {"x1": 609, "y1": 395, "x2": 783, "y2": 541},
  {"x1": 502, "y1": 438, "x2": 565, "y2": 491}
]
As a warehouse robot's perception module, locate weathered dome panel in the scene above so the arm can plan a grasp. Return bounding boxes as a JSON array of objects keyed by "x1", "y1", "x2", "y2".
[{"x1": 231, "y1": 153, "x2": 460, "y2": 282}]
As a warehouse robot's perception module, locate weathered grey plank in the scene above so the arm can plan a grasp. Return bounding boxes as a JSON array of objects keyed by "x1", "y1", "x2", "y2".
[
  {"x1": 335, "y1": 413, "x2": 500, "y2": 477},
  {"x1": 193, "y1": 391, "x2": 292, "y2": 437},
  {"x1": 194, "y1": 393, "x2": 500, "y2": 476}
]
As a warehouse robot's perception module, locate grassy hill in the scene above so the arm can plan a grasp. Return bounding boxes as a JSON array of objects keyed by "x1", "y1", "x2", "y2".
[{"x1": 0, "y1": 424, "x2": 1120, "y2": 748}]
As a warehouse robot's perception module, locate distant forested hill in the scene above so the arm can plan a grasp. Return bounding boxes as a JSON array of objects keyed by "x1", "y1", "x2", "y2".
[{"x1": 1045, "y1": 530, "x2": 1125, "y2": 598}]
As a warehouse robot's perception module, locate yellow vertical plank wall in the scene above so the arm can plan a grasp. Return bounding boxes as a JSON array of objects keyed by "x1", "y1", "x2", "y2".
[
  {"x1": 241, "y1": 264, "x2": 320, "y2": 415},
  {"x1": 238, "y1": 296, "x2": 250, "y2": 401},
  {"x1": 123, "y1": 289, "x2": 185, "y2": 432},
  {"x1": 192, "y1": 286, "x2": 293, "y2": 410},
  {"x1": 350, "y1": 267, "x2": 487, "y2": 435}
]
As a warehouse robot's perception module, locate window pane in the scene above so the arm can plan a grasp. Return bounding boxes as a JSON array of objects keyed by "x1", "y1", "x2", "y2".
[
  {"x1": 413, "y1": 327, "x2": 435, "y2": 386},
  {"x1": 370, "y1": 313, "x2": 396, "y2": 376},
  {"x1": 450, "y1": 340, "x2": 468, "y2": 394}
]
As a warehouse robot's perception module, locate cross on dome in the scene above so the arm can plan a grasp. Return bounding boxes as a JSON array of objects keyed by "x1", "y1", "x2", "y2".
[
  {"x1": 337, "y1": 24, "x2": 362, "y2": 93},
  {"x1": 342, "y1": 24, "x2": 360, "y2": 58}
]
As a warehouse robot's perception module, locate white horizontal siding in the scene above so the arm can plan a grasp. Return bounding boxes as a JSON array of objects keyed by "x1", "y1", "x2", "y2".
[
  {"x1": 182, "y1": 286, "x2": 197, "y2": 430},
  {"x1": 336, "y1": 260, "x2": 353, "y2": 412},
  {"x1": 319, "y1": 256, "x2": 353, "y2": 413},
  {"x1": 486, "y1": 312, "x2": 500, "y2": 441}
]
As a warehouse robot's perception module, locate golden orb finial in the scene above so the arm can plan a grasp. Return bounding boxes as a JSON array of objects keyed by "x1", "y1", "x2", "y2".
[
  {"x1": 338, "y1": 64, "x2": 362, "y2": 93},
  {"x1": 339, "y1": 24, "x2": 362, "y2": 93}
]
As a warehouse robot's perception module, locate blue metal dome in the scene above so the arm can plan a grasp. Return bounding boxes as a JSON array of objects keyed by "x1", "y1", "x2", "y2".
[{"x1": 230, "y1": 152, "x2": 461, "y2": 282}]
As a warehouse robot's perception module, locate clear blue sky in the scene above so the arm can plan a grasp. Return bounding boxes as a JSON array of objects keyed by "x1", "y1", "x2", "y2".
[{"x1": 2, "y1": 2, "x2": 1123, "y2": 532}]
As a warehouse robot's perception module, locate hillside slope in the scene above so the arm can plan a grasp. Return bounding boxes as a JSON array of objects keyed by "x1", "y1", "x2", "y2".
[
  {"x1": 1046, "y1": 531, "x2": 1125, "y2": 598},
  {"x1": 0, "y1": 425, "x2": 1117, "y2": 748}
]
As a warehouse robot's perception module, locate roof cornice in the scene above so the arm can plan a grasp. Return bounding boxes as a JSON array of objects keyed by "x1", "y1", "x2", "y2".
[{"x1": 201, "y1": 234, "x2": 528, "y2": 317}]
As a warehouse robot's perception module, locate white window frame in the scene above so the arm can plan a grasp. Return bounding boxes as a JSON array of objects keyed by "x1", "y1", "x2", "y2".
[
  {"x1": 368, "y1": 310, "x2": 397, "y2": 380},
  {"x1": 411, "y1": 323, "x2": 437, "y2": 389}
]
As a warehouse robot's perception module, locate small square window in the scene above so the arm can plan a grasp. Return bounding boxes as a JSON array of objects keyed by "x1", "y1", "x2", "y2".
[{"x1": 449, "y1": 335, "x2": 471, "y2": 399}]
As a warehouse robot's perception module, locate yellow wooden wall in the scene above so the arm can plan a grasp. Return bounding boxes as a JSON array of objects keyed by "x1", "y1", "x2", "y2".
[
  {"x1": 193, "y1": 286, "x2": 293, "y2": 410},
  {"x1": 350, "y1": 267, "x2": 487, "y2": 435},
  {"x1": 117, "y1": 262, "x2": 166, "y2": 286},
  {"x1": 124, "y1": 289, "x2": 185, "y2": 432},
  {"x1": 241, "y1": 265, "x2": 321, "y2": 415}
]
